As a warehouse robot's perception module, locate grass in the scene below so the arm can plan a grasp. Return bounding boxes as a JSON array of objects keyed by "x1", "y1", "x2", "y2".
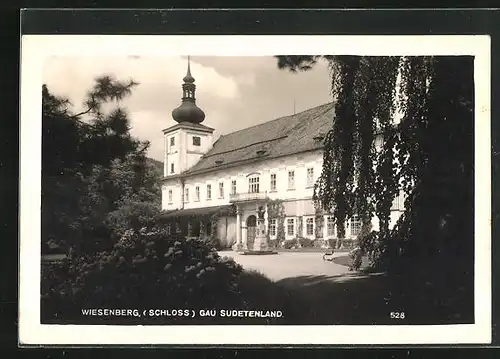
[{"x1": 236, "y1": 255, "x2": 474, "y2": 325}]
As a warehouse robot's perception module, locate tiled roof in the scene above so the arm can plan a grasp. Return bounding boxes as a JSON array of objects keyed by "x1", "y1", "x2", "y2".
[
  {"x1": 183, "y1": 102, "x2": 335, "y2": 176},
  {"x1": 160, "y1": 205, "x2": 234, "y2": 218}
]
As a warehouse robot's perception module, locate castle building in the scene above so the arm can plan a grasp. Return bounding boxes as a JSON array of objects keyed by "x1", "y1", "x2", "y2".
[{"x1": 160, "y1": 58, "x2": 405, "y2": 250}]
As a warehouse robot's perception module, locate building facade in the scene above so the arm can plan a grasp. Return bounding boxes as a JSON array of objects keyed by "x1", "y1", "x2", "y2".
[{"x1": 161, "y1": 59, "x2": 405, "y2": 250}]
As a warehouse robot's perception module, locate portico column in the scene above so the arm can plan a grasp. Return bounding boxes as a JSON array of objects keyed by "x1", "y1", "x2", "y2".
[
  {"x1": 236, "y1": 209, "x2": 241, "y2": 245},
  {"x1": 241, "y1": 224, "x2": 248, "y2": 250},
  {"x1": 264, "y1": 204, "x2": 269, "y2": 235},
  {"x1": 199, "y1": 220, "x2": 205, "y2": 238},
  {"x1": 233, "y1": 208, "x2": 242, "y2": 251}
]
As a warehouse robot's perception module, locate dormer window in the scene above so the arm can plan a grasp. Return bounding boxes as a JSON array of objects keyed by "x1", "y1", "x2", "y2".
[
  {"x1": 313, "y1": 133, "x2": 324, "y2": 142},
  {"x1": 215, "y1": 159, "x2": 223, "y2": 165},
  {"x1": 193, "y1": 136, "x2": 201, "y2": 146},
  {"x1": 256, "y1": 149, "x2": 266, "y2": 156}
]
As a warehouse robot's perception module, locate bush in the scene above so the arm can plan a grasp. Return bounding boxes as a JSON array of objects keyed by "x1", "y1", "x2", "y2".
[
  {"x1": 41, "y1": 227, "x2": 244, "y2": 323},
  {"x1": 268, "y1": 237, "x2": 278, "y2": 249},
  {"x1": 298, "y1": 237, "x2": 314, "y2": 248},
  {"x1": 280, "y1": 238, "x2": 300, "y2": 250}
]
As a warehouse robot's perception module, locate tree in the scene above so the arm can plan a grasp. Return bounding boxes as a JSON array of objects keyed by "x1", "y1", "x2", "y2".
[
  {"x1": 42, "y1": 75, "x2": 162, "y2": 254},
  {"x1": 276, "y1": 55, "x2": 474, "y2": 272}
]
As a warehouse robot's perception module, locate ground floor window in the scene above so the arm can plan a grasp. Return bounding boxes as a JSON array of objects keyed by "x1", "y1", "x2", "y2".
[
  {"x1": 166, "y1": 224, "x2": 171, "y2": 235},
  {"x1": 269, "y1": 218, "x2": 277, "y2": 237},
  {"x1": 305, "y1": 217, "x2": 314, "y2": 236},
  {"x1": 326, "y1": 216, "x2": 335, "y2": 237},
  {"x1": 350, "y1": 215, "x2": 362, "y2": 237},
  {"x1": 286, "y1": 217, "x2": 295, "y2": 237}
]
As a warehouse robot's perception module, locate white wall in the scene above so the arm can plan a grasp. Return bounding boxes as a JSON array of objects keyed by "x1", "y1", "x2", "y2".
[
  {"x1": 170, "y1": 150, "x2": 324, "y2": 210},
  {"x1": 161, "y1": 179, "x2": 183, "y2": 211},
  {"x1": 164, "y1": 129, "x2": 180, "y2": 177}
]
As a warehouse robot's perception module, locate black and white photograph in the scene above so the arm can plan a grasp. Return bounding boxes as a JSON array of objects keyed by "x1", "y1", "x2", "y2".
[{"x1": 19, "y1": 34, "x2": 491, "y2": 345}]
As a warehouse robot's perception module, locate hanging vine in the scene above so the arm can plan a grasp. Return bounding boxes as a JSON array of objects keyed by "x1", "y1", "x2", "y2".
[
  {"x1": 276, "y1": 54, "x2": 474, "y2": 272},
  {"x1": 313, "y1": 56, "x2": 360, "y2": 240},
  {"x1": 267, "y1": 199, "x2": 286, "y2": 245}
]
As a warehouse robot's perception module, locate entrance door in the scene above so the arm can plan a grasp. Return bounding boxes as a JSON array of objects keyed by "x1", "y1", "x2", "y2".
[{"x1": 246, "y1": 215, "x2": 257, "y2": 248}]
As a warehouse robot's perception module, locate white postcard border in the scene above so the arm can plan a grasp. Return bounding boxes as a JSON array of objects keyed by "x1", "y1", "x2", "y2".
[{"x1": 19, "y1": 35, "x2": 492, "y2": 345}]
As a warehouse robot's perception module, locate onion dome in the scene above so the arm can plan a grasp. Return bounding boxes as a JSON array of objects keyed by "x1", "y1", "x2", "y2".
[{"x1": 172, "y1": 56, "x2": 206, "y2": 124}]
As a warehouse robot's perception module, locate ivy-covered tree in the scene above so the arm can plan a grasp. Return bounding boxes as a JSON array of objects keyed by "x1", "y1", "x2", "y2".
[{"x1": 276, "y1": 55, "x2": 474, "y2": 272}]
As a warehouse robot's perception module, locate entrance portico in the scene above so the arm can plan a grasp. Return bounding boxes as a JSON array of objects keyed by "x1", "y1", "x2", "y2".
[{"x1": 230, "y1": 192, "x2": 269, "y2": 251}]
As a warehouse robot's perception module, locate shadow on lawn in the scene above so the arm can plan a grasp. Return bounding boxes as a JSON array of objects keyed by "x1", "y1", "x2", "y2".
[{"x1": 271, "y1": 267, "x2": 474, "y2": 325}]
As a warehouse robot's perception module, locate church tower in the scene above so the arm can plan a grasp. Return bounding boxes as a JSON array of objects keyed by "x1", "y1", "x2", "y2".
[{"x1": 163, "y1": 56, "x2": 214, "y2": 178}]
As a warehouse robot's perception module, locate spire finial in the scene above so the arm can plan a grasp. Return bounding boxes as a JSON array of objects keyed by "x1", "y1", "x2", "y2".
[{"x1": 183, "y1": 55, "x2": 195, "y2": 83}]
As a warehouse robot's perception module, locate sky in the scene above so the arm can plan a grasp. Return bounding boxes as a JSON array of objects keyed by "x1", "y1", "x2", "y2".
[{"x1": 43, "y1": 56, "x2": 333, "y2": 161}]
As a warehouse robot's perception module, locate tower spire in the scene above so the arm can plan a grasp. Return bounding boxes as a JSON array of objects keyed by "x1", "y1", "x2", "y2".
[
  {"x1": 172, "y1": 56, "x2": 205, "y2": 124},
  {"x1": 183, "y1": 55, "x2": 195, "y2": 84}
]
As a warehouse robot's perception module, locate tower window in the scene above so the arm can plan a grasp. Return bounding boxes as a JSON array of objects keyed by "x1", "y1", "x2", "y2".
[
  {"x1": 193, "y1": 136, "x2": 201, "y2": 146},
  {"x1": 170, "y1": 137, "x2": 175, "y2": 147},
  {"x1": 288, "y1": 170, "x2": 295, "y2": 189},
  {"x1": 170, "y1": 163, "x2": 175, "y2": 174}
]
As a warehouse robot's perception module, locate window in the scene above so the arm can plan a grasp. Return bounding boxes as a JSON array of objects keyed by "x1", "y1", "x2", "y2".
[
  {"x1": 219, "y1": 182, "x2": 224, "y2": 198},
  {"x1": 168, "y1": 189, "x2": 173, "y2": 203},
  {"x1": 306, "y1": 167, "x2": 314, "y2": 187},
  {"x1": 269, "y1": 219, "x2": 277, "y2": 237},
  {"x1": 231, "y1": 180, "x2": 237, "y2": 195},
  {"x1": 206, "y1": 184, "x2": 212, "y2": 200},
  {"x1": 270, "y1": 173, "x2": 277, "y2": 191},
  {"x1": 184, "y1": 188, "x2": 189, "y2": 203},
  {"x1": 391, "y1": 193, "x2": 404, "y2": 211},
  {"x1": 287, "y1": 218, "x2": 295, "y2": 236},
  {"x1": 288, "y1": 170, "x2": 295, "y2": 189},
  {"x1": 306, "y1": 217, "x2": 314, "y2": 236},
  {"x1": 195, "y1": 186, "x2": 200, "y2": 201},
  {"x1": 193, "y1": 136, "x2": 201, "y2": 146},
  {"x1": 170, "y1": 163, "x2": 175, "y2": 174},
  {"x1": 166, "y1": 224, "x2": 171, "y2": 235},
  {"x1": 248, "y1": 176, "x2": 260, "y2": 193},
  {"x1": 170, "y1": 136, "x2": 175, "y2": 147},
  {"x1": 350, "y1": 215, "x2": 362, "y2": 237},
  {"x1": 327, "y1": 216, "x2": 335, "y2": 236}
]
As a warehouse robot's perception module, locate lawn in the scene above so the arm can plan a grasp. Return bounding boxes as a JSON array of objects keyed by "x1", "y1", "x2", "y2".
[{"x1": 232, "y1": 253, "x2": 475, "y2": 325}]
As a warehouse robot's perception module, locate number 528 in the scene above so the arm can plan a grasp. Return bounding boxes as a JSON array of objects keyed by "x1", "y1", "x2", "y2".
[{"x1": 390, "y1": 311, "x2": 405, "y2": 319}]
